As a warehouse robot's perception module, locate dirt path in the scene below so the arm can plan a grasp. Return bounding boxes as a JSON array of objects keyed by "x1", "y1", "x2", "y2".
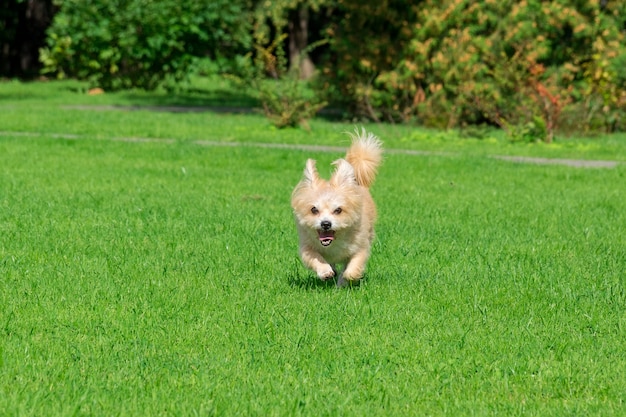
[
  {"x1": 1, "y1": 130, "x2": 621, "y2": 169},
  {"x1": 490, "y1": 155, "x2": 620, "y2": 168}
]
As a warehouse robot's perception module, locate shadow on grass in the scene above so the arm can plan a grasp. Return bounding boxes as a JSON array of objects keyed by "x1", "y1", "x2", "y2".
[
  {"x1": 287, "y1": 272, "x2": 337, "y2": 290},
  {"x1": 119, "y1": 87, "x2": 260, "y2": 109},
  {"x1": 57, "y1": 76, "x2": 260, "y2": 111},
  {"x1": 287, "y1": 273, "x2": 363, "y2": 290},
  {"x1": 60, "y1": 77, "x2": 347, "y2": 121},
  {"x1": 0, "y1": 92, "x2": 38, "y2": 101},
  {"x1": 113, "y1": 87, "x2": 347, "y2": 121}
]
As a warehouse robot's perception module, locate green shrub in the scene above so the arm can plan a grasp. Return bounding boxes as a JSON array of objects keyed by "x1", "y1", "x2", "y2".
[
  {"x1": 396, "y1": 0, "x2": 625, "y2": 140},
  {"x1": 320, "y1": 0, "x2": 626, "y2": 139},
  {"x1": 40, "y1": 0, "x2": 252, "y2": 90},
  {"x1": 233, "y1": 34, "x2": 327, "y2": 129},
  {"x1": 257, "y1": 75, "x2": 327, "y2": 129},
  {"x1": 571, "y1": 47, "x2": 626, "y2": 134},
  {"x1": 39, "y1": 0, "x2": 626, "y2": 137},
  {"x1": 319, "y1": 0, "x2": 420, "y2": 122}
]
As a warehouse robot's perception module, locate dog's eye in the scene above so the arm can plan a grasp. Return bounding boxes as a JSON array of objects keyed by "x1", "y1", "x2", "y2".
[
  {"x1": 311, "y1": 206, "x2": 319, "y2": 214},
  {"x1": 334, "y1": 207, "x2": 342, "y2": 214}
]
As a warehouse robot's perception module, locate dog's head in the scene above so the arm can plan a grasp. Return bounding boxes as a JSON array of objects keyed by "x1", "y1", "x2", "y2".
[{"x1": 291, "y1": 158, "x2": 362, "y2": 247}]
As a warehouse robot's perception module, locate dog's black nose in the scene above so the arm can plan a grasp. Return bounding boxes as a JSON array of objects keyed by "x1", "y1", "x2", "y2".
[{"x1": 321, "y1": 220, "x2": 332, "y2": 230}]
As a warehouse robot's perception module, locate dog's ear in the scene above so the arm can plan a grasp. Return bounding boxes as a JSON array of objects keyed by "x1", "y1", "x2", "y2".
[
  {"x1": 330, "y1": 159, "x2": 357, "y2": 187},
  {"x1": 303, "y1": 159, "x2": 319, "y2": 184}
]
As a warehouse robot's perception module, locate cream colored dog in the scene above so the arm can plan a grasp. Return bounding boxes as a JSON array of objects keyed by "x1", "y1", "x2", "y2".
[{"x1": 291, "y1": 128, "x2": 383, "y2": 287}]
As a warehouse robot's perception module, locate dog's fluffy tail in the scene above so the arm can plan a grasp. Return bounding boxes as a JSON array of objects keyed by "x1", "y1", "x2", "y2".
[{"x1": 345, "y1": 127, "x2": 383, "y2": 188}]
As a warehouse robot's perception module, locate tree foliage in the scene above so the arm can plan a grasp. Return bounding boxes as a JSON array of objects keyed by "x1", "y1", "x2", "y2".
[
  {"x1": 41, "y1": 0, "x2": 252, "y2": 90},
  {"x1": 318, "y1": 0, "x2": 421, "y2": 122},
  {"x1": 40, "y1": 0, "x2": 626, "y2": 137},
  {"x1": 321, "y1": 0, "x2": 626, "y2": 137},
  {"x1": 250, "y1": 0, "x2": 331, "y2": 78}
]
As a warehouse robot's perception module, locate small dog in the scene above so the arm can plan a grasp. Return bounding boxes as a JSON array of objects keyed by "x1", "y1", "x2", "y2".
[{"x1": 291, "y1": 128, "x2": 383, "y2": 287}]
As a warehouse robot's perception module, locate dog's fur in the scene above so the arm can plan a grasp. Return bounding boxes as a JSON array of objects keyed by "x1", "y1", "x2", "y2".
[{"x1": 291, "y1": 128, "x2": 383, "y2": 286}]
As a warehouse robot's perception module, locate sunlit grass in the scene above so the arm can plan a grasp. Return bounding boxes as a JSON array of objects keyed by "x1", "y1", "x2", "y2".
[
  {"x1": 1, "y1": 78, "x2": 626, "y2": 161},
  {"x1": 1, "y1": 77, "x2": 625, "y2": 415},
  {"x1": 1, "y1": 129, "x2": 625, "y2": 416}
]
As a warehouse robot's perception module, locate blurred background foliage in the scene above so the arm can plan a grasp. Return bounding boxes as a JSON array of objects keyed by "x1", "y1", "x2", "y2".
[{"x1": 1, "y1": 0, "x2": 625, "y2": 138}]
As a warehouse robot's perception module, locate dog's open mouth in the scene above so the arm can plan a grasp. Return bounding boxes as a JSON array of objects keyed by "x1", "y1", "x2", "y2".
[{"x1": 318, "y1": 230, "x2": 335, "y2": 246}]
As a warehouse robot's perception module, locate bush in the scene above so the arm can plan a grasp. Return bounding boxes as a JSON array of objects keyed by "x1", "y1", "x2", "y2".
[
  {"x1": 40, "y1": 0, "x2": 252, "y2": 90},
  {"x1": 232, "y1": 34, "x2": 327, "y2": 129},
  {"x1": 319, "y1": 0, "x2": 420, "y2": 122},
  {"x1": 397, "y1": 0, "x2": 625, "y2": 139},
  {"x1": 320, "y1": 0, "x2": 626, "y2": 139}
]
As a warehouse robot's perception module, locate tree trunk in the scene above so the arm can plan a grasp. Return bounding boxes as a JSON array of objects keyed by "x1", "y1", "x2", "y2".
[
  {"x1": 0, "y1": 0, "x2": 55, "y2": 77},
  {"x1": 288, "y1": 6, "x2": 315, "y2": 79}
]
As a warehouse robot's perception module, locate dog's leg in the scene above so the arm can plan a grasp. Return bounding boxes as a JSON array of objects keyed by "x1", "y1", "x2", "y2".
[
  {"x1": 300, "y1": 247, "x2": 335, "y2": 280},
  {"x1": 337, "y1": 249, "x2": 370, "y2": 286}
]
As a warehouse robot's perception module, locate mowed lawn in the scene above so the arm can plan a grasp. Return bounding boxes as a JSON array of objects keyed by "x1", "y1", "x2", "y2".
[{"x1": 1, "y1": 80, "x2": 625, "y2": 416}]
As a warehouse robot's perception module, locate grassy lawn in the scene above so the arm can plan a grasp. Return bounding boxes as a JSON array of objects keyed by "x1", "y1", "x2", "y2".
[
  {"x1": 2, "y1": 78, "x2": 626, "y2": 161},
  {"x1": 1, "y1": 78, "x2": 625, "y2": 416}
]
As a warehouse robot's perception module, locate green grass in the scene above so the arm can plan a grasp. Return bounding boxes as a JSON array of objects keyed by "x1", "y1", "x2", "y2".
[
  {"x1": 1, "y1": 78, "x2": 626, "y2": 416},
  {"x1": 2, "y1": 78, "x2": 626, "y2": 161}
]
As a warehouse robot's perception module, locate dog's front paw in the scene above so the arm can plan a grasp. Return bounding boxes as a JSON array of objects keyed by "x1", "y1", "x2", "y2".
[
  {"x1": 340, "y1": 268, "x2": 363, "y2": 282},
  {"x1": 317, "y1": 265, "x2": 336, "y2": 281}
]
